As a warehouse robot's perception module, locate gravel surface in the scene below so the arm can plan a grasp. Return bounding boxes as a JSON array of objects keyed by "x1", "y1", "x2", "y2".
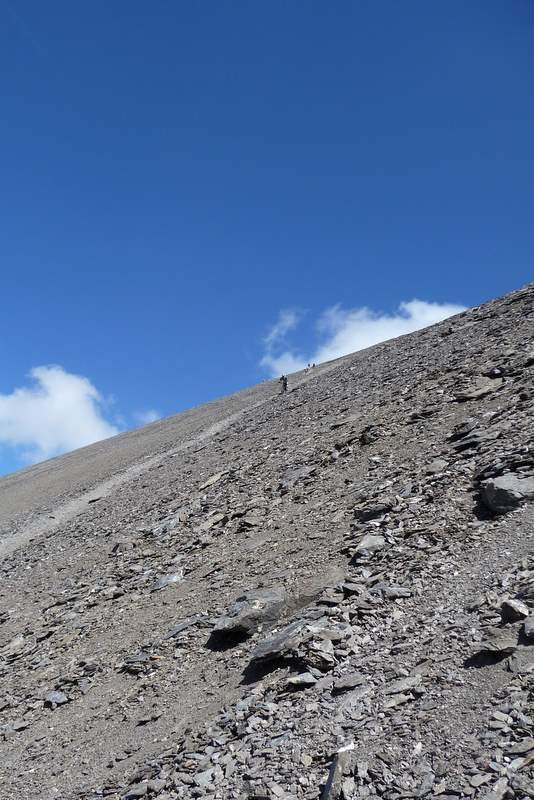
[{"x1": 0, "y1": 284, "x2": 533, "y2": 800}]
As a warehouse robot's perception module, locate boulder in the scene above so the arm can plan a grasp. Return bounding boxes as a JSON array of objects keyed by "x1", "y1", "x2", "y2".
[
  {"x1": 352, "y1": 534, "x2": 386, "y2": 559},
  {"x1": 481, "y1": 474, "x2": 534, "y2": 514},
  {"x1": 211, "y1": 588, "x2": 287, "y2": 638},
  {"x1": 251, "y1": 615, "x2": 350, "y2": 664},
  {"x1": 478, "y1": 627, "x2": 519, "y2": 655},
  {"x1": 500, "y1": 598, "x2": 529, "y2": 623},
  {"x1": 45, "y1": 691, "x2": 68, "y2": 708}
]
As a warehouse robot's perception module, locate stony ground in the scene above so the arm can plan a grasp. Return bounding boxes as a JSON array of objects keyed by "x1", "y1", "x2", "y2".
[{"x1": 0, "y1": 285, "x2": 533, "y2": 800}]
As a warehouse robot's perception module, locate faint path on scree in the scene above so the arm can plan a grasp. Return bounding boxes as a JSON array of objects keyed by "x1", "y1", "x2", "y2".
[{"x1": 0, "y1": 363, "x2": 340, "y2": 560}]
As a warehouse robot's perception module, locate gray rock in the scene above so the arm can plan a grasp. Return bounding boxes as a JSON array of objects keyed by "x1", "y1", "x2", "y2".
[
  {"x1": 163, "y1": 616, "x2": 199, "y2": 640},
  {"x1": 0, "y1": 719, "x2": 30, "y2": 737},
  {"x1": 500, "y1": 598, "x2": 529, "y2": 622},
  {"x1": 252, "y1": 615, "x2": 350, "y2": 663},
  {"x1": 151, "y1": 571, "x2": 184, "y2": 591},
  {"x1": 121, "y1": 650, "x2": 151, "y2": 675},
  {"x1": 279, "y1": 464, "x2": 316, "y2": 490},
  {"x1": 123, "y1": 783, "x2": 148, "y2": 799},
  {"x1": 455, "y1": 377, "x2": 502, "y2": 402},
  {"x1": 212, "y1": 588, "x2": 287, "y2": 638},
  {"x1": 448, "y1": 418, "x2": 478, "y2": 441},
  {"x1": 194, "y1": 768, "x2": 214, "y2": 787},
  {"x1": 198, "y1": 512, "x2": 228, "y2": 532},
  {"x1": 45, "y1": 691, "x2": 68, "y2": 708},
  {"x1": 360, "y1": 425, "x2": 381, "y2": 445},
  {"x1": 524, "y1": 615, "x2": 534, "y2": 639},
  {"x1": 199, "y1": 471, "x2": 227, "y2": 490},
  {"x1": 505, "y1": 737, "x2": 534, "y2": 755},
  {"x1": 470, "y1": 774, "x2": 491, "y2": 788},
  {"x1": 371, "y1": 582, "x2": 411, "y2": 599},
  {"x1": 286, "y1": 671, "x2": 317, "y2": 688},
  {"x1": 426, "y1": 458, "x2": 448, "y2": 474},
  {"x1": 479, "y1": 777, "x2": 509, "y2": 800},
  {"x1": 353, "y1": 499, "x2": 393, "y2": 521},
  {"x1": 320, "y1": 744, "x2": 355, "y2": 799},
  {"x1": 252, "y1": 618, "x2": 308, "y2": 662},
  {"x1": 333, "y1": 672, "x2": 366, "y2": 692},
  {"x1": 385, "y1": 675, "x2": 422, "y2": 694},
  {"x1": 481, "y1": 474, "x2": 534, "y2": 514},
  {"x1": 478, "y1": 627, "x2": 518, "y2": 655},
  {"x1": 353, "y1": 533, "x2": 386, "y2": 558}
]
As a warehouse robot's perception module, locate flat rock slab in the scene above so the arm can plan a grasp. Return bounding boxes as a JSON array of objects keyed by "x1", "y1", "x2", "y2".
[
  {"x1": 211, "y1": 588, "x2": 287, "y2": 638},
  {"x1": 352, "y1": 533, "x2": 386, "y2": 559},
  {"x1": 478, "y1": 627, "x2": 519, "y2": 655},
  {"x1": 481, "y1": 474, "x2": 534, "y2": 514}
]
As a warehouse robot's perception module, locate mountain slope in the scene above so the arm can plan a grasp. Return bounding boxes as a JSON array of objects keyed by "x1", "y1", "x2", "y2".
[{"x1": 0, "y1": 285, "x2": 533, "y2": 800}]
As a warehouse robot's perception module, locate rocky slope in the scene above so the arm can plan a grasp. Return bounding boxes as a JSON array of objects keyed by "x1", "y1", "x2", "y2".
[{"x1": 0, "y1": 285, "x2": 533, "y2": 800}]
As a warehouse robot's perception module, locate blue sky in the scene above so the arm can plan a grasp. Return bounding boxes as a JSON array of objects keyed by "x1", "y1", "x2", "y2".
[{"x1": 1, "y1": 1, "x2": 533, "y2": 475}]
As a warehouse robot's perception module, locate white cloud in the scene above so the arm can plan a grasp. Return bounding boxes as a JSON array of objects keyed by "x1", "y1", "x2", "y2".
[
  {"x1": 260, "y1": 308, "x2": 305, "y2": 375},
  {"x1": 261, "y1": 298, "x2": 466, "y2": 377},
  {"x1": 0, "y1": 365, "x2": 119, "y2": 464},
  {"x1": 260, "y1": 349, "x2": 306, "y2": 377},
  {"x1": 263, "y1": 308, "x2": 301, "y2": 348},
  {"x1": 134, "y1": 409, "x2": 161, "y2": 425}
]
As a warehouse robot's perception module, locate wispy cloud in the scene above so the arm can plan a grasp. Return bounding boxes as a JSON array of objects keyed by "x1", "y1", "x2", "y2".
[
  {"x1": 263, "y1": 308, "x2": 302, "y2": 348},
  {"x1": 260, "y1": 298, "x2": 466, "y2": 377},
  {"x1": 134, "y1": 409, "x2": 161, "y2": 426},
  {"x1": 260, "y1": 308, "x2": 305, "y2": 374},
  {"x1": 0, "y1": 365, "x2": 119, "y2": 464}
]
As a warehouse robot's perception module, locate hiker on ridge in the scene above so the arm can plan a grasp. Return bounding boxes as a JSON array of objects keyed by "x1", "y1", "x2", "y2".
[{"x1": 279, "y1": 375, "x2": 288, "y2": 393}]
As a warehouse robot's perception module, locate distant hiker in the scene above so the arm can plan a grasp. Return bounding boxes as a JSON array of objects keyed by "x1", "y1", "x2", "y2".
[
  {"x1": 312, "y1": 362, "x2": 316, "y2": 368},
  {"x1": 279, "y1": 375, "x2": 288, "y2": 393}
]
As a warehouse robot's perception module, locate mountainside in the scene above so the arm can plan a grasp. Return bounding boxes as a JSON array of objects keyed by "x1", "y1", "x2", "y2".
[{"x1": 1, "y1": 285, "x2": 533, "y2": 800}]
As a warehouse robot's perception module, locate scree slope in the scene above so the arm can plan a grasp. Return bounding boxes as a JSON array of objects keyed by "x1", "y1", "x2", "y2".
[{"x1": 0, "y1": 285, "x2": 533, "y2": 800}]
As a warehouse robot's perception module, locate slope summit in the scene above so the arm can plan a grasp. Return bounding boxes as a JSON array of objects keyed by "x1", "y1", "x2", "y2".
[{"x1": 0, "y1": 286, "x2": 533, "y2": 800}]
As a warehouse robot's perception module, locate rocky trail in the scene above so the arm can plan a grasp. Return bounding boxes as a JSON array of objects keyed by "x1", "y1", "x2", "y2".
[
  {"x1": 0, "y1": 362, "x2": 336, "y2": 560},
  {"x1": 0, "y1": 285, "x2": 533, "y2": 800}
]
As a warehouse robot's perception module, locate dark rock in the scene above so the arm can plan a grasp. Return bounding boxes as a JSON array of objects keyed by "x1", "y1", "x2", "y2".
[
  {"x1": 320, "y1": 745, "x2": 355, "y2": 799},
  {"x1": 481, "y1": 474, "x2": 534, "y2": 514},
  {"x1": 252, "y1": 615, "x2": 350, "y2": 664},
  {"x1": 333, "y1": 672, "x2": 366, "y2": 693},
  {"x1": 353, "y1": 499, "x2": 393, "y2": 521},
  {"x1": 524, "y1": 616, "x2": 534, "y2": 639},
  {"x1": 500, "y1": 598, "x2": 529, "y2": 622},
  {"x1": 163, "y1": 616, "x2": 199, "y2": 640},
  {"x1": 211, "y1": 588, "x2": 287, "y2": 638},
  {"x1": 448, "y1": 418, "x2": 478, "y2": 441},
  {"x1": 286, "y1": 671, "x2": 317, "y2": 688},
  {"x1": 359, "y1": 425, "x2": 382, "y2": 445}
]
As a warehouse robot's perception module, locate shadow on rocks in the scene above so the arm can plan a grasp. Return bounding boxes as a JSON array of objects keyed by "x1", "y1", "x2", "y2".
[
  {"x1": 472, "y1": 494, "x2": 495, "y2": 521},
  {"x1": 205, "y1": 630, "x2": 250, "y2": 652},
  {"x1": 240, "y1": 656, "x2": 290, "y2": 686},
  {"x1": 463, "y1": 651, "x2": 510, "y2": 669}
]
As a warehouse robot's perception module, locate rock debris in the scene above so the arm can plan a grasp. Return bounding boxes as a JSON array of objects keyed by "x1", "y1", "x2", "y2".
[{"x1": 0, "y1": 285, "x2": 533, "y2": 799}]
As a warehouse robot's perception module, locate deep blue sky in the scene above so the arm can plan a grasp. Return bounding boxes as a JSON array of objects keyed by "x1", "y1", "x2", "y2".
[{"x1": 1, "y1": 1, "x2": 533, "y2": 473}]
